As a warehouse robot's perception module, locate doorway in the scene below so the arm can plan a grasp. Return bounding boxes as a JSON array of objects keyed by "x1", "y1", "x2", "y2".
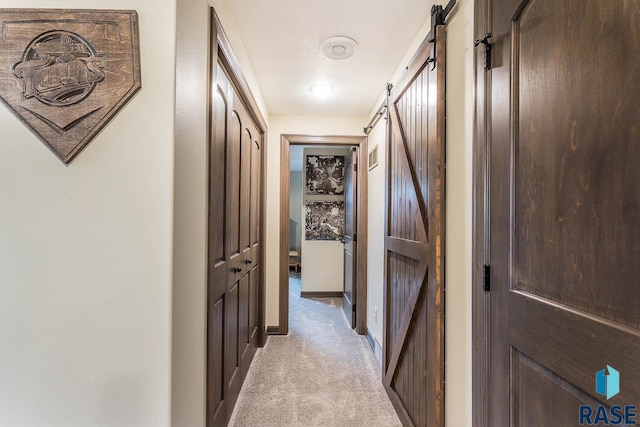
[{"x1": 279, "y1": 134, "x2": 368, "y2": 335}]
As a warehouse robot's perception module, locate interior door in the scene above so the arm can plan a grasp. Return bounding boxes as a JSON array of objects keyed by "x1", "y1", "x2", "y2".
[
  {"x1": 384, "y1": 24, "x2": 446, "y2": 427},
  {"x1": 342, "y1": 148, "x2": 357, "y2": 328},
  {"x1": 486, "y1": 0, "x2": 640, "y2": 425},
  {"x1": 207, "y1": 59, "x2": 262, "y2": 427}
]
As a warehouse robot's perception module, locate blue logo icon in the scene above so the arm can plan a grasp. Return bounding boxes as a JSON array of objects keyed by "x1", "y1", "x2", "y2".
[{"x1": 596, "y1": 365, "x2": 620, "y2": 400}]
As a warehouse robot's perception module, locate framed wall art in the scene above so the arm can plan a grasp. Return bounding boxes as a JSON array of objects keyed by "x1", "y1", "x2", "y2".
[
  {"x1": 305, "y1": 200, "x2": 344, "y2": 241},
  {"x1": 0, "y1": 9, "x2": 141, "y2": 164},
  {"x1": 305, "y1": 154, "x2": 344, "y2": 194}
]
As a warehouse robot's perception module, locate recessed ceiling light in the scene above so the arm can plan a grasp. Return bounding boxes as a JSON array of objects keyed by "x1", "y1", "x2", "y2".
[
  {"x1": 320, "y1": 36, "x2": 358, "y2": 60},
  {"x1": 310, "y1": 84, "x2": 333, "y2": 96}
]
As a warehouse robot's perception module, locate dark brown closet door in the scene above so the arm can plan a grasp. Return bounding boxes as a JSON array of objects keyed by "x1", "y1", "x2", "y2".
[
  {"x1": 485, "y1": 0, "x2": 640, "y2": 425},
  {"x1": 384, "y1": 25, "x2": 446, "y2": 427},
  {"x1": 207, "y1": 60, "x2": 261, "y2": 427}
]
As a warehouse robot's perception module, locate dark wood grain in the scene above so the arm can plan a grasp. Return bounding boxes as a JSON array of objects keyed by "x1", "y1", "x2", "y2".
[
  {"x1": 0, "y1": 9, "x2": 141, "y2": 164},
  {"x1": 472, "y1": 0, "x2": 491, "y2": 423},
  {"x1": 479, "y1": 0, "x2": 640, "y2": 424},
  {"x1": 383, "y1": 25, "x2": 446, "y2": 427}
]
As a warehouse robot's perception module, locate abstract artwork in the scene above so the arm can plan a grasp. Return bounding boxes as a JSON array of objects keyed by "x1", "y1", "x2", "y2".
[
  {"x1": 306, "y1": 155, "x2": 344, "y2": 194},
  {"x1": 305, "y1": 201, "x2": 344, "y2": 241},
  {"x1": 0, "y1": 9, "x2": 141, "y2": 164}
]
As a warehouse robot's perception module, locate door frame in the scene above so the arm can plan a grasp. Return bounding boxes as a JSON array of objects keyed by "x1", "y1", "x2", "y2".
[
  {"x1": 278, "y1": 134, "x2": 368, "y2": 335},
  {"x1": 472, "y1": 0, "x2": 490, "y2": 424}
]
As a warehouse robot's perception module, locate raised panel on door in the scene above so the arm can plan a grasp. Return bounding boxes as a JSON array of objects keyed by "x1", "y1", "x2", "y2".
[
  {"x1": 227, "y1": 92, "x2": 242, "y2": 263},
  {"x1": 511, "y1": 351, "x2": 604, "y2": 427},
  {"x1": 210, "y1": 85, "x2": 227, "y2": 277},
  {"x1": 250, "y1": 136, "x2": 261, "y2": 248},
  {"x1": 384, "y1": 25, "x2": 445, "y2": 427},
  {"x1": 207, "y1": 296, "x2": 225, "y2": 427},
  {"x1": 225, "y1": 280, "x2": 240, "y2": 422},
  {"x1": 240, "y1": 126, "x2": 251, "y2": 257},
  {"x1": 249, "y1": 265, "x2": 258, "y2": 341},
  {"x1": 238, "y1": 272, "x2": 250, "y2": 381},
  {"x1": 248, "y1": 127, "x2": 261, "y2": 274},
  {"x1": 488, "y1": 0, "x2": 640, "y2": 424},
  {"x1": 239, "y1": 268, "x2": 257, "y2": 379}
]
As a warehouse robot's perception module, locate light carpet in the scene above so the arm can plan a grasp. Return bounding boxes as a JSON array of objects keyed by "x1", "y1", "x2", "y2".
[{"x1": 228, "y1": 275, "x2": 402, "y2": 427}]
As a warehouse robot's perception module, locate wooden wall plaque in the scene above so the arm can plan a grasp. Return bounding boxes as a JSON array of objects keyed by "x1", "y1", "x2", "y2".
[{"x1": 0, "y1": 9, "x2": 141, "y2": 164}]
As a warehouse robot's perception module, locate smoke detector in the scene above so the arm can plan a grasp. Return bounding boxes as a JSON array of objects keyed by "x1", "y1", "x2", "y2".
[{"x1": 320, "y1": 36, "x2": 358, "y2": 60}]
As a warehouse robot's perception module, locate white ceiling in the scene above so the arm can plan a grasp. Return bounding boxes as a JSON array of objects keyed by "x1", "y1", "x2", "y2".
[{"x1": 226, "y1": 0, "x2": 431, "y2": 116}]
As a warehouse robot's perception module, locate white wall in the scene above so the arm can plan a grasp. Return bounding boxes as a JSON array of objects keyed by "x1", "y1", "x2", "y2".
[
  {"x1": 300, "y1": 242, "x2": 345, "y2": 292},
  {"x1": 300, "y1": 147, "x2": 349, "y2": 293},
  {"x1": 265, "y1": 115, "x2": 367, "y2": 326},
  {"x1": 0, "y1": 0, "x2": 175, "y2": 426},
  {"x1": 172, "y1": 0, "x2": 270, "y2": 426},
  {"x1": 365, "y1": 122, "x2": 386, "y2": 358},
  {"x1": 444, "y1": 0, "x2": 474, "y2": 425}
]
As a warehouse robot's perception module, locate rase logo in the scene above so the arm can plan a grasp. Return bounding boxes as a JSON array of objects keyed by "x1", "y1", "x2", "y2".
[
  {"x1": 579, "y1": 365, "x2": 636, "y2": 425},
  {"x1": 596, "y1": 365, "x2": 620, "y2": 400}
]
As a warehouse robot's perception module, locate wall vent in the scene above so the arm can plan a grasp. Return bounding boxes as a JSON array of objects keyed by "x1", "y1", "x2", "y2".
[{"x1": 368, "y1": 144, "x2": 379, "y2": 171}]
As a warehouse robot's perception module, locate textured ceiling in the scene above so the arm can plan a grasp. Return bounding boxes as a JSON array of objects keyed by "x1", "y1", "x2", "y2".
[{"x1": 226, "y1": 0, "x2": 431, "y2": 116}]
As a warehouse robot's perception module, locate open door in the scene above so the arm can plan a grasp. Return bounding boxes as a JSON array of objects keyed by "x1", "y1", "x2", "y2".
[
  {"x1": 475, "y1": 0, "x2": 640, "y2": 425},
  {"x1": 342, "y1": 148, "x2": 357, "y2": 328}
]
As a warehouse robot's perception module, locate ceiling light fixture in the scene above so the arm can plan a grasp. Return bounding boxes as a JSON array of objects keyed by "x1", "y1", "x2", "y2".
[
  {"x1": 310, "y1": 84, "x2": 333, "y2": 96},
  {"x1": 320, "y1": 36, "x2": 358, "y2": 60}
]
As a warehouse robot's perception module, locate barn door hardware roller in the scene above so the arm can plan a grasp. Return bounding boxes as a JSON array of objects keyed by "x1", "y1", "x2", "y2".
[
  {"x1": 474, "y1": 33, "x2": 492, "y2": 71},
  {"x1": 428, "y1": 0, "x2": 457, "y2": 69},
  {"x1": 432, "y1": 0, "x2": 457, "y2": 27}
]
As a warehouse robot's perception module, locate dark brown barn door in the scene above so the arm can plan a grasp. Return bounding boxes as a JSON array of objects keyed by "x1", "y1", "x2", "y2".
[
  {"x1": 342, "y1": 148, "x2": 357, "y2": 328},
  {"x1": 207, "y1": 59, "x2": 262, "y2": 427},
  {"x1": 482, "y1": 0, "x2": 640, "y2": 425},
  {"x1": 384, "y1": 23, "x2": 446, "y2": 427}
]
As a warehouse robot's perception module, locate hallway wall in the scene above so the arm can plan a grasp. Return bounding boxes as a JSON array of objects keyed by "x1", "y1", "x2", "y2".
[
  {"x1": 0, "y1": 0, "x2": 176, "y2": 425},
  {"x1": 365, "y1": 121, "x2": 386, "y2": 357},
  {"x1": 443, "y1": 0, "x2": 474, "y2": 425}
]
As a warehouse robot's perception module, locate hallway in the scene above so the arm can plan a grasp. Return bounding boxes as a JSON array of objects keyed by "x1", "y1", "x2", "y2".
[{"x1": 228, "y1": 276, "x2": 401, "y2": 426}]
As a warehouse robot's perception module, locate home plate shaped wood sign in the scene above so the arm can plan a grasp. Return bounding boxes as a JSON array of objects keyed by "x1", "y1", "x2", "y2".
[{"x1": 0, "y1": 9, "x2": 141, "y2": 164}]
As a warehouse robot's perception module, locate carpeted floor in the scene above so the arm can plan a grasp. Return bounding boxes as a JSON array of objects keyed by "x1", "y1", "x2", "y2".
[{"x1": 228, "y1": 275, "x2": 402, "y2": 427}]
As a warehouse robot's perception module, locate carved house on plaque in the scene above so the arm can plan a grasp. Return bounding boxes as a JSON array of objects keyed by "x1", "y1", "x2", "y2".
[{"x1": 0, "y1": 9, "x2": 141, "y2": 164}]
